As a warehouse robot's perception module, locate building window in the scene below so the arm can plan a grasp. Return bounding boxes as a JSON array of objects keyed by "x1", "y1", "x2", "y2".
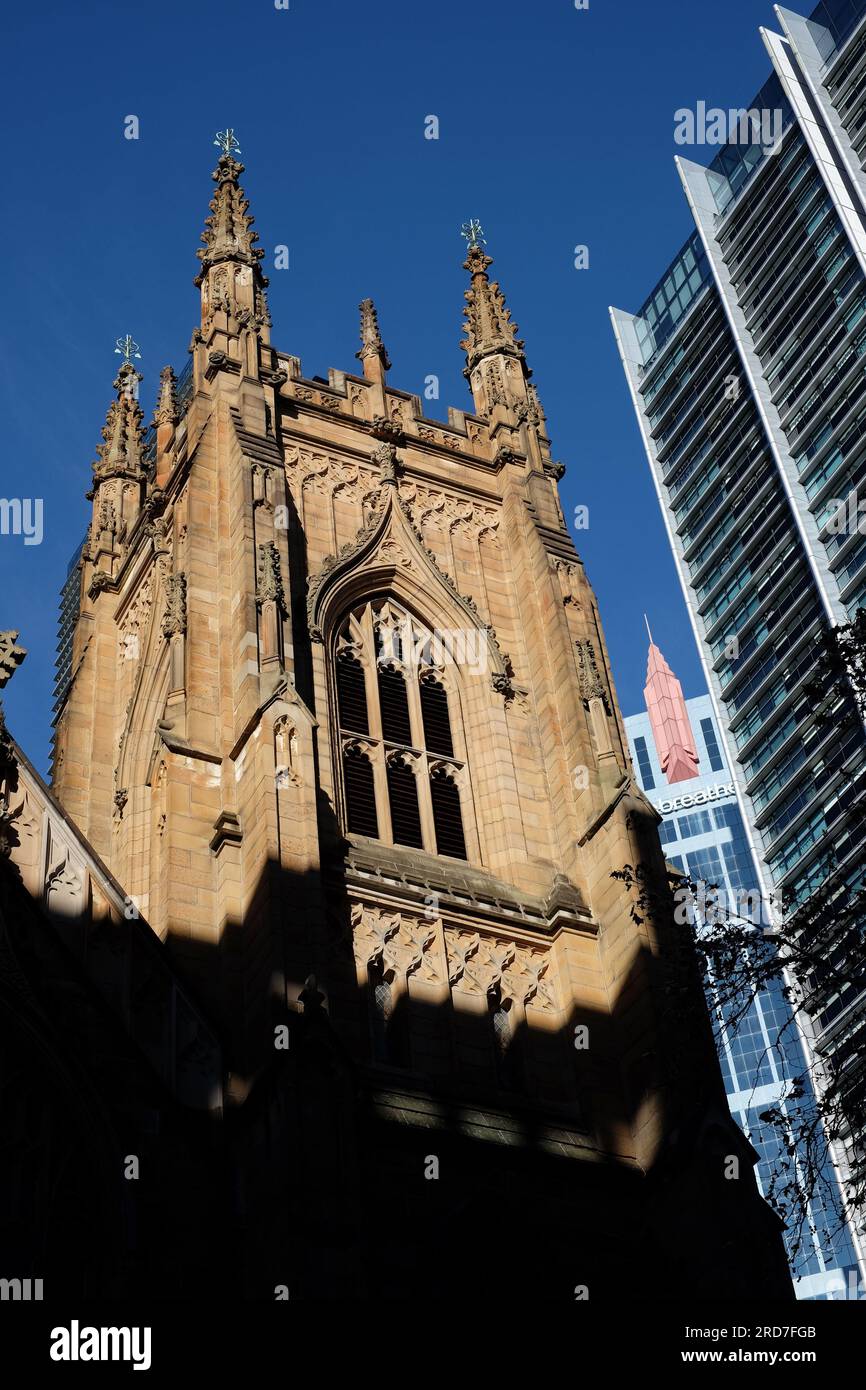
[
  {"x1": 633, "y1": 734, "x2": 656, "y2": 789},
  {"x1": 334, "y1": 599, "x2": 469, "y2": 859},
  {"x1": 367, "y1": 960, "x2": 409, "y2": 1067},
  {"x1": 678, "y1": 809, "x2": 713, "y2": 839},
  {"x1": 700, "y1": 717, "x2": 725, "y2": 772},
  {"x1": 658, "y1": 818, "x2": 678, "y2": 846},
  {"x1": 489, "y1": 991, "x2": 521, "y2": 1091}
]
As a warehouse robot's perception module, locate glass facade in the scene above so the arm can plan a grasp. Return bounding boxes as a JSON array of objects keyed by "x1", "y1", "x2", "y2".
[
  {"x1": 612, "y1": 0, "x2": 866, "y2": 1279},
  {"x1": 625, "y1": 697, "x2": 859, "y2": 1297}
]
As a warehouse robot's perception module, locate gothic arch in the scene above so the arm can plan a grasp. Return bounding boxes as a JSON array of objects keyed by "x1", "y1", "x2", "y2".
[{"x1": 307, "y1": 484, "x2": 512, "y2": 689}]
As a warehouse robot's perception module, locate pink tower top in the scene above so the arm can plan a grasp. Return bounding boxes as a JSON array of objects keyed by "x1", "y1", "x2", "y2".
[{"x1": 644, "y1": 635, "x2": 700, "y2": 785}]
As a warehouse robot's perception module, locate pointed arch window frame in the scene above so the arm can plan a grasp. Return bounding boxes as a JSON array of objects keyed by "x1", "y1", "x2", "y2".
[{"x1": 330, "y1": 596, "x2": 478, "y2": 862}]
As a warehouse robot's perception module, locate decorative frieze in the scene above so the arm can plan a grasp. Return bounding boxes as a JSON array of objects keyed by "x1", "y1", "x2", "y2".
[
  {"x1": 445, "y1": 929, "x2": 556, "y2": 1011},
  {"x1": 350, "y1": 903, "x2": 443, "y2": 986}
]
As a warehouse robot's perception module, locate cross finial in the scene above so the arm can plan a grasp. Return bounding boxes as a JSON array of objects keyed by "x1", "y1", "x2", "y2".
[
  {"x1": 461, "y1": 218, "x2": 486, "y2": 249},
  {"x1": 214, "y1": 128, "x2": 241, "y2": 158},
  {"x1": 114, "y1": 334, "x2": 141, "y2": 364}
]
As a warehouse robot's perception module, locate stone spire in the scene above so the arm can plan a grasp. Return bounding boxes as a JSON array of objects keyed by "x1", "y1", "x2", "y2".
[
  {"x1": 356, "y1": 298, "x2": 391, "y2": 384},
  {"x1": 460, "y1": 232, "x2": 526, "y2": 375},
  {"x1": 153, "y1": 365, "x2": 178, "y2": 427},
  {"x1": 153, "y1": 365, "x2": 178, "y2": 487},
  {"x1": 459, "y1": 224, "x2": 532, "y2": 420},
  {"x1": 195, "y1": 151, "x2": 265, "y2": 287},
  {"x1": 194, "y1": 139, "x2": 270, "y2": 343},
  {"x1": 93, "y1": 362, "x2": 146, "y2": 483},
  {"x1": 87, "y1": 360, "x2": 146, "y2": 578}
]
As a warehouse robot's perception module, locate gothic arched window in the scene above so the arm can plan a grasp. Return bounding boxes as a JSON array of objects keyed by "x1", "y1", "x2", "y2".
[{"x1": 334, "y1": 599, "x2": 469, "y2": 859}]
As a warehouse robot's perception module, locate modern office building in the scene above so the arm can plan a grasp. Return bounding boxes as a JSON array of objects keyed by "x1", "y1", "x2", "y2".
[
  {"x1": 612, "y1": 0, "x2": 866, "y2": 1270},
  {"x1": 625, "y1": 638, "x2": 860, "y2": 1296}
]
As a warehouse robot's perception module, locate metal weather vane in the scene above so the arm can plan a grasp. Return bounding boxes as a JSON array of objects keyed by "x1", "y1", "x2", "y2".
[
  {"x1": 460, "y1": 219, "x2": 486, "y2": 249},
  {"x1": 214, "y1": 128, "x2": 241, "y2": 158},
  {"x1": 114, "y1": 335, "x2": 141, "y2": 364}
]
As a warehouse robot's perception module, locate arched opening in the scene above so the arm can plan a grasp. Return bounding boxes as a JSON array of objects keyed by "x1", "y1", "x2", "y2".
[{"x1": 332, "y1": 598, "x2": 470, "y2": 860}]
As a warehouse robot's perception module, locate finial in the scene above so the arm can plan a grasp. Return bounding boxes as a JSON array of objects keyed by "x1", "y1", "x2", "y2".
[
  {"x1": 214, "y1": 128, "x2": 241, "y2": 159},
  {"x1": 461, "y1": 219, "x2": 486, "y2": 249},
  {"x1": 357, "y1": 298, "x2": 391, "y2": 381},
  {"x1": 154, "y1": 366, "x2": 179, "y2": 426},
  {"x1": 115, "y1": 334, "x2": 141, "y2": 365},
  {"x1": 644, "y1": 614, "x2": 654, "y2": 645}
]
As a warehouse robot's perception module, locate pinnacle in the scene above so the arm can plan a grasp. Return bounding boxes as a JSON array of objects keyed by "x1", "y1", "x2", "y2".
[
  {"x1": 195, "y1": 151, "x2": 265, "y2": 287},
  {"x1": 357, "y1": 298, "x2": 391, "y2": 377},
  {"x1": 460, "y1": 235, "x2": 526, "y2": 375}
]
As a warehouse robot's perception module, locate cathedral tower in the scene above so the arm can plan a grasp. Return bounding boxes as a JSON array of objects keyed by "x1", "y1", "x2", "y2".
[{"x1": 49, "y1": 141, "x2": 792, "y2": 1297}]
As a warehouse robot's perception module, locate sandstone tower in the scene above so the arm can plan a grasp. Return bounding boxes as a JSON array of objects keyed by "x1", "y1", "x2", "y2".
[{"x1": 44, "y1": 140, "x2": 791, "y2": 1297}]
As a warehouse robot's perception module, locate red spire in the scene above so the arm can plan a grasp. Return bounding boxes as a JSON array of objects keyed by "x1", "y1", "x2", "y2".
[{"x1": 643, "y1": 630, "x2": 699, "y2": 785}]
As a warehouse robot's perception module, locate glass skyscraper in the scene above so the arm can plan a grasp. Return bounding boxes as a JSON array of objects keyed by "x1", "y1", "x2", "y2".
[
  {"x1": 625, "y1": 668, "x2": 859, "y2": 1297},
  {"x1": 612, "y1": 0, "x2": 866, "y2": 1275}
]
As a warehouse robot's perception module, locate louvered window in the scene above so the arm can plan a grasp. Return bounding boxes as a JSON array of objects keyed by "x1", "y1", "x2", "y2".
[
  {"x1": 343, "y1": 744, "x2": 378, "y2": 838},
  {"x1": 387, "y1": 756, "x2": 424, "y2": 848},
  {"x1": 430, "y1": 765, "x2": 466, "y2": 859},
  {"x1": 334, "y1": 600, "x2": 470, "y2": 860},
  {"x1": 420, "y1": 676, "x2": 454, "y2": 757},
  {"x1": 378, "y1": 664, "x2": 412, "y2": 745},
  {"x1": 336, "y1": 653, "x2": 369, "y2": 734}
]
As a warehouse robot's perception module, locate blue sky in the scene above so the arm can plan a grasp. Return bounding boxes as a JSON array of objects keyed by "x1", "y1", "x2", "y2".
[{"x1": 1, "y1": 0, "x2": 786, "y2": 773}]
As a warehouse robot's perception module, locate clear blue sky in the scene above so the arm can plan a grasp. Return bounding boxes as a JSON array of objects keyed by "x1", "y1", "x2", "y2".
[{"x1": 1, "y1": 0, "x2": 785, "y2": 773}]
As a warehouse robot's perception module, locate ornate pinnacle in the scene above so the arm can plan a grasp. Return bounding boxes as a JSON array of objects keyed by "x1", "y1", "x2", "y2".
[
  {"x1": 460, "y1": 229, "x2": 526, "y2": 377},
  {"x1": 153, "y1": 365, "x2": 178, "y2": 426},
  {"x1": 356, "y1": 298, "x2": 391, "y2": 378},
  {"x1": 93, "y1": 363, "x2": 145, "y2": 479},
  {"x1": 195, "y1": 139, "x2": 265, "y2": 287}
]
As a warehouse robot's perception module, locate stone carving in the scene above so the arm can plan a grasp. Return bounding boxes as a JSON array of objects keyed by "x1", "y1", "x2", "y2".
[
  {"x1": 484, "y1": 362, "x2": 507, "y2": 410},
  {"x1": 351, "y1": 903, "x2": 443, "y2": 985},
  {"x1": 162, "y1": 572, "x2": 188, "y2": 638},
  {"x1": 445, "y1": 930, "x2": 556, "y2": 1011},
  {"x1": 554, "y1": 558, "x2": 583, "y2": 607},
  {"x1": 119, "y1": 574, "x2": 153, "y2": 663},
  {"x1": 373, "y1": 440, "x2": 399, "y2": 482},
  {"x1": 257, "y1": 542, "x2": 286, "y2": 610},
  {"x1": 45, "y1": 841, "x2": 85, "y2": 917},
  {"x1": 357, "y1": 300, "x2": 391, "y2": 370},
  {"x1": 89, "y1": 570, "x2": 113, "y2": 599},
  {"x1": 398, "y1": 482, "x2": 499, "y2": 542},
  {"x1": 575, "y1": 639, "x2": 611, "y2": 714},
  {"x1": 275, "y1": 716, "x2": 301, "y2": 788}
]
